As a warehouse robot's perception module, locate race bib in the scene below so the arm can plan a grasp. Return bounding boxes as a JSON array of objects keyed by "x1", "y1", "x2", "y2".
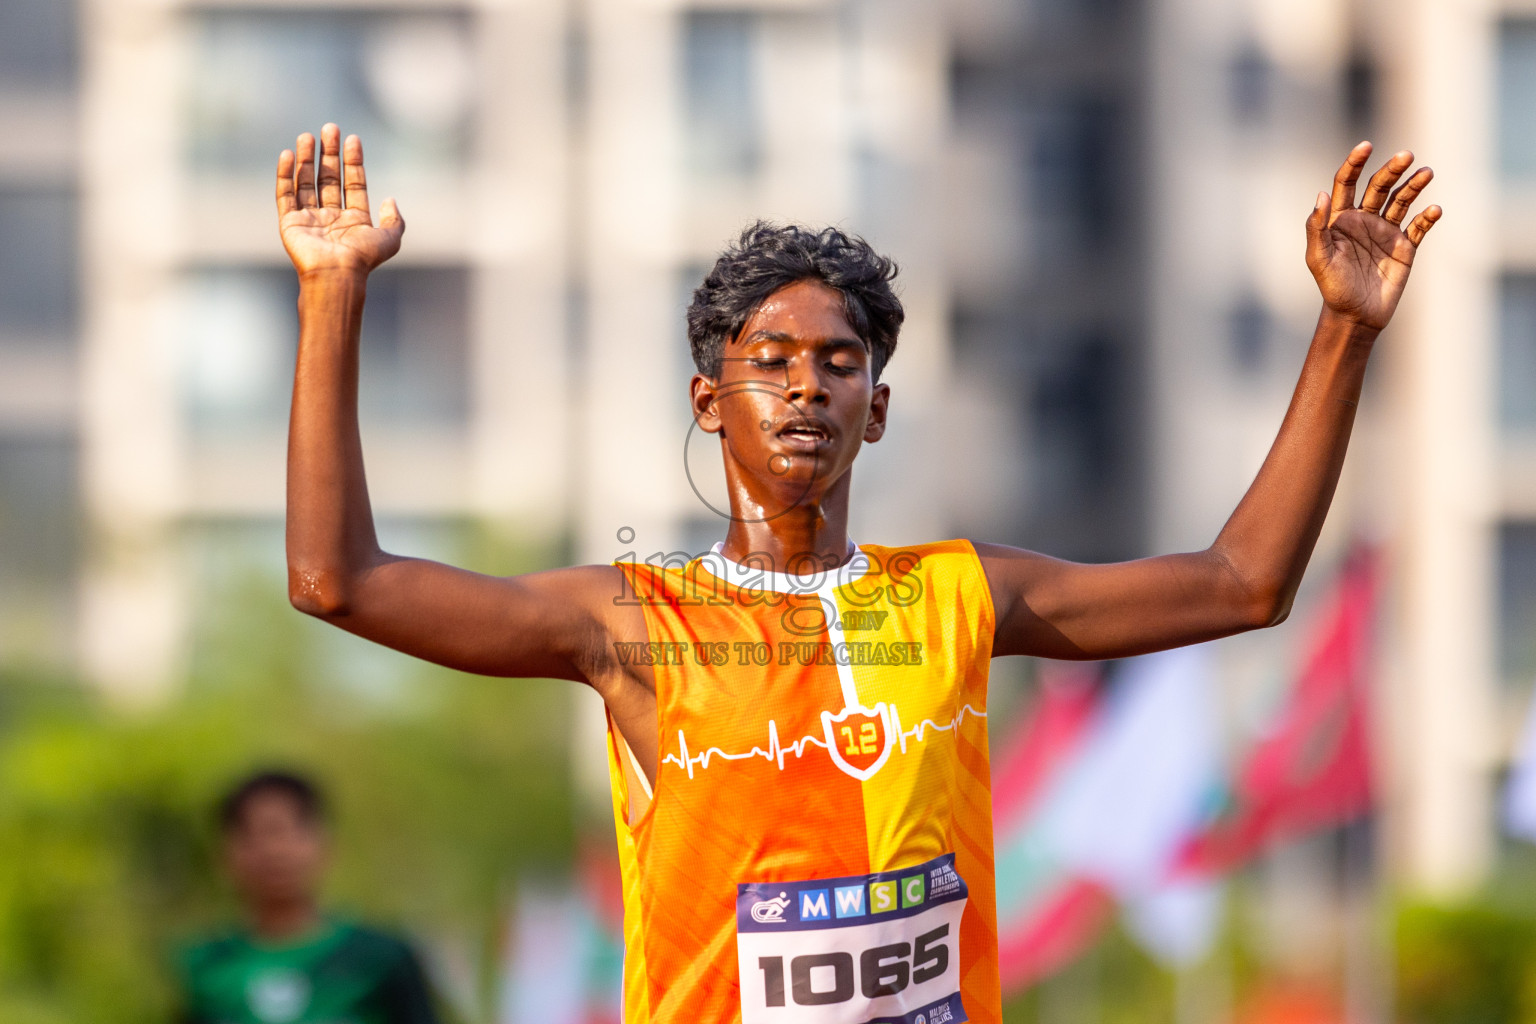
[{"x1": 736, "y1": 853, "x2": 968, "y2": 1024}]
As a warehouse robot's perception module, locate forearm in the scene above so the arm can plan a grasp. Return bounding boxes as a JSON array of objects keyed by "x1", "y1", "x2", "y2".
[
  {"x1": 1209, "y1": 305, "x2": 1378, "y2": 622},
  {"x1": 286, "y1": 269, "x2": 381, "y2": 615}
]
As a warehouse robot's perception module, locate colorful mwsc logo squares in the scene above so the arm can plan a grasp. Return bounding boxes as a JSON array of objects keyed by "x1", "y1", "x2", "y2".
[
  {"x1": 782, "y1": 872, "x2": 933, "y2": 922},
  {"x1": 833, "y1": 885, "x2": 865, "y2": 917}
]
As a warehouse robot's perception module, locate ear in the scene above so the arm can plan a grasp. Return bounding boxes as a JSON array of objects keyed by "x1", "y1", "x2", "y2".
[
  {"x1": 863, "y1": 381, "x2": 890, "y2": 443},
  {"x1": 690, "y1": 373, "x2": 724, "y2": 435}
]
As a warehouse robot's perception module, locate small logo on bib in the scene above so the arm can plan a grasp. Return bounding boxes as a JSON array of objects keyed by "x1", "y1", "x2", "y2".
[{"x1": 751, "y1": 892, "x2": 792, "y2": 924}]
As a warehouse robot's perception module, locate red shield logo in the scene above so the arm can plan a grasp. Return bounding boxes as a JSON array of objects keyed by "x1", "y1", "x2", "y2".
[{"x1": 821, "y1": 703, "x2": 894, "y2": 781}]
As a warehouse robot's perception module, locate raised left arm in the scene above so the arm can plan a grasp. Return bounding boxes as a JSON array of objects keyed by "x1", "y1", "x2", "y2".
[{"x1": 983, "y1": 142, "x2": 1441, "y2": 659}]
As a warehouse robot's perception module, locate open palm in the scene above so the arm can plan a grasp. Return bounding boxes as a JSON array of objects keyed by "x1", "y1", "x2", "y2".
[
  {"x1": 1306, "y1": 143, "x2": 1441, "y2": 331},
  {"x1": 276, "y1": 124, "x2": 403, "y2": 275}
]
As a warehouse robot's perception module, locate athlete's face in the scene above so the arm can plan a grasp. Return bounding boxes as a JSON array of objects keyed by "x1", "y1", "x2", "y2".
[
  {"x1": 690, "y1": 280, "x2": 889, "y2": 512},
  {"x1": 224, "y1": 792, "x2": 327, "y2": 912}
]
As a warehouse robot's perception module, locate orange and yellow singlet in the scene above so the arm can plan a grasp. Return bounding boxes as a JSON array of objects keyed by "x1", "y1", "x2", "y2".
[{"x1": 607, "y1": 540, "x2": 1000, "y2": 1024}]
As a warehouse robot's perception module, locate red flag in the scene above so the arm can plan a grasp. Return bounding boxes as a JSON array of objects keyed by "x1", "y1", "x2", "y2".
[
  {"x1": 997, "y1": 878, "x2": 1115, "y2": 992},
  {"x1": 992, "y1": 664, "x2": 1102, "y2": 830},
  {"x1": 1181, "y1": 549, "x2": 1377, "y2": 873},
  {"x1": 992, "y1": 664, "x2": 1115, "y2": 991}
]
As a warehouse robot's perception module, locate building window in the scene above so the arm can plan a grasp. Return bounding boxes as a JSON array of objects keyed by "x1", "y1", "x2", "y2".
[
  {"x1": 0, "y1": 436, "x2": 77, "y2": 581},
  {"x1": 1499, "y1": 19, "x2": 1536, "y2": 180},
  {"x1": 1229, "y1": 42, "x2": 1272, "y2": 123},
  {"x1": 1342, "y1": 49, "x2": 1377, "y2": 139},
  {"x1": 0, "y1": 436, "x2": 78, "y2": 662},
  {"x1": 1032, "y1": 334, "x2": 1124, "y2": 502},
  {"x1": 185, "y1": 10, "x2": 475, "y2": 176},
  {"x1": 1229, "y1": 294, "x2": 1272, "y2": 374},
  {"x1": 1500, "y1": 522, "x2": 1536, "y2": 684},
  {"x1": 177, "y1": 269, "x2": 297, "y2": 437},
  {"x1": 357, "y1": 267, "x2": 470, "y2": 424},
  {"x1": 1028, "y1": 96, "x2": 1121, "y2": 256},
  {"x1": 0, "y1": 0, "x2": 76, "y2": 91},
  {"x1": 1029, "y1": 0, "x2": 1128, "y2": 34},
  {"x1": 0, "y1": 188, "x2": 77, "y2": 345},
  {"x1": 177, "y1": 267, "x2": 469, "y2": 438},
  {"x1": 1499, "y1": 275, "x2": 1536, "y2": 433},
  {"x1": 683, "y1": 11, "x2": 761, "y2": 180}
]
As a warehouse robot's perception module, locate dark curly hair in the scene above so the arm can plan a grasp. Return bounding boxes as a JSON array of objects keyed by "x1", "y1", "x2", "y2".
[
  {"x1": 687, "y1": 222, "x2": 904, "y2": 382},
  {"x1": 218, "y1": 769, "x2": 326, "y2": 833}
]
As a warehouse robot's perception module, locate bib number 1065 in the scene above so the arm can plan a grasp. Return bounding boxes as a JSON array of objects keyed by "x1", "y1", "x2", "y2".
[{"x1": 755, "y1": 924, "x2": 950, "y2": 1007}]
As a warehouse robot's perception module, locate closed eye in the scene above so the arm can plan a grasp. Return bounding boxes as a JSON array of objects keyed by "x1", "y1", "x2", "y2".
[{"x1": 750, "y1": 358, "x2": 787, "y2": 370}]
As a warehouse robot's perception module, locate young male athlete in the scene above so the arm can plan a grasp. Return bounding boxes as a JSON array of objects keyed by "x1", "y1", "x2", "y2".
[{"x1": 277, "y1": 122, "x2": 1439, "y2": 1023}]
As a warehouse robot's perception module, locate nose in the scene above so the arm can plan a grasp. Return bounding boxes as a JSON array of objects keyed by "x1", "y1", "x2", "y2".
[{"x1": 785, "y1": 357, "x2": 830, "y2": 406}]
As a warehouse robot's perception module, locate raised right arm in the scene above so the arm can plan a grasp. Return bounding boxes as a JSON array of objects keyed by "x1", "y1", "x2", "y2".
[{"x1": 279, "y1": 125, "x2": 629, "y2": 685}]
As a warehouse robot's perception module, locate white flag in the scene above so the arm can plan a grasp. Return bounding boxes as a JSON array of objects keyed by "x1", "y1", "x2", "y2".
[
  {"x1": 1504, "y1": 688, "x2": 1536, "y2": 841},
  {"x1": 500, "y1": 886, "x2": 588, "y2": 1024},
  {"x1": 1037, "y1": 645, "x2": 1225, "y2": 964}
]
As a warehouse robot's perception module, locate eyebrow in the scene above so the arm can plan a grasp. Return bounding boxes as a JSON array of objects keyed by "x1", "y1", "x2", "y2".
[{"x1": 736, "y1": 330, "x2": 867, "y2": 353}]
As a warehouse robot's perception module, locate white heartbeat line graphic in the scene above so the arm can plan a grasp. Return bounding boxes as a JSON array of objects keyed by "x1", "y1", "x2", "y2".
[{"x1": 663, "y1": 703, "x2": 988, "y2": 779}]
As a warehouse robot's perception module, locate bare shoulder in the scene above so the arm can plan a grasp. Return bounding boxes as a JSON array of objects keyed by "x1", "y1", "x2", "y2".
[
  {"x1": 968, "y1": 541, "x2": 1090, "y2": 658},
  {"x1": 530, "y1": 562, "x2": 652, "y2": 695},
  {"x1": 516, "y1": 561, "x2": 649, "y2": 643},
  {"x1": 970, "y1": 541, "x2": 1054, "y2": 601},
  {"x1": 970, "y1": 541, "x2": 1035, "y2": 565}
]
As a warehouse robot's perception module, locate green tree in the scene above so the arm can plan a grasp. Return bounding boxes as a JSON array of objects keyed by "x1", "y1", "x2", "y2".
[{"x1": 0, "y1": 550, "x2": 583, "y2": 1023}]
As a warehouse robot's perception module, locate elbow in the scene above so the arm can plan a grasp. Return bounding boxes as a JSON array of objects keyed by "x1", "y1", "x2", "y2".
[
  {"x1": 287, "y1": 565, "x2": 353, "y2": 619},
  {"x1": 1251, "y1": 592, "x2": 1293, "y2": 629},
  {"x1": 1243, "y1": 581, "x2": 1295, "y2": 630},
  {"x1": 1211, "y1": 549, "x2": 1294, "y2": 630}
]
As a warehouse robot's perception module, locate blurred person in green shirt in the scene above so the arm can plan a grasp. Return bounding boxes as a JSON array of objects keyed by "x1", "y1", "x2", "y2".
[{"x1": 175, "y1": 771, "x2": 442, "y2": 1024}]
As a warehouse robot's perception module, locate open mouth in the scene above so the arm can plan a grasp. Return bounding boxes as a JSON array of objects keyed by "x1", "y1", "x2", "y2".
[{"x1": 778, "y1": 421, "x2": 831, "y2": 445}]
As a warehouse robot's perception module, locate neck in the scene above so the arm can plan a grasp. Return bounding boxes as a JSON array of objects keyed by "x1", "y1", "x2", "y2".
[
  {"x1": 250, "y1": 900, "x2": 321, "y2": 942},
  {"x1": 719, "y1": 469, "x2": 855, "y2": 571}
]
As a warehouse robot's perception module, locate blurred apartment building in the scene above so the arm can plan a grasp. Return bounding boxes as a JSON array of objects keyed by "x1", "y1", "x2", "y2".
[
  {"x1": 0, "y1": 3, "x2": 80, "y2": 671},
  {"x1": 0, "y1": 0, "x2": 1528, "y2": 899}
]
